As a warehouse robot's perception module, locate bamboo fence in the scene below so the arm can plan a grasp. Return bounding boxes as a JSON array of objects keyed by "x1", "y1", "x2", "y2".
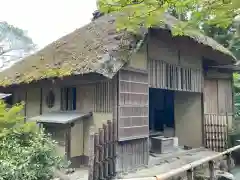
[{"x1": 88, "y1": 120, "x2": 117, "y2": 180}]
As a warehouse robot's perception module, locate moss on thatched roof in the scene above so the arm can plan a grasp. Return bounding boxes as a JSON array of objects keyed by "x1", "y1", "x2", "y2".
[
  {"x1": 0, "y1": 13, "x2": 236, "y2": 87},
  {"x1": 0, "y1": 14, "x2": 136, "y2": 86}
]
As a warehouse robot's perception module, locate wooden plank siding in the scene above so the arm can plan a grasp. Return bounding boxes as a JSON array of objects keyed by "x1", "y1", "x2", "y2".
[
  {"x1": 115, "y1": 70, "x2": 149, "y2": 173},
  {"x1": 118, "y1": 69, "x2": 149, "y2": 141},
  {"x1": 204, "y1": 79, "x2": 233, "y2": 115},
  {"x1": 203, "y1": 78, "x2": 233, "y2": 151},
  {"x1": 94, "y1": 81, "x2": 112, "y2": 113},
  {"x1": 217, "y1": 79, "x2": 232, "y2": 115},
  {"x1": 116, "y1": 138, "x2": 148, "y2": 173},
  {"x1": 148, "y1": 59, "x2": 202, "y2": 92}
]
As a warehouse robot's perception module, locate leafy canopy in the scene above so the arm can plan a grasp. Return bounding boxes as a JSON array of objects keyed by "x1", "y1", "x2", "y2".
[{"x1": 97, "y1": 0, "x2": 240, "y2": 35}]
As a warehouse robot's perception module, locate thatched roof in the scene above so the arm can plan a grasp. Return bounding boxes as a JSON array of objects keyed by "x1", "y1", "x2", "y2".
[{"x1": 0, "y1": 13, "x2": 236, "y2": 87}]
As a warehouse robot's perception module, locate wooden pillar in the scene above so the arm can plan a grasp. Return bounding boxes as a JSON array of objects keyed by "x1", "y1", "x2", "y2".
[
  {"x1": 201, "y1": 92, "x2": 205, "y2": 147},
  {"x1": 187, "y1": 169, "x2": 194, "y2": 180},
  {"x1": 209, "y1": 160, "x2": 215, "y2": 180},
  {"x1": 88, "y1": 126, "x2": 95, "y2": 180},
  {"x1": 65, "y1": 124, "x2": 71, "y2": 160},
  {"x1": 226, "y1": 112, "x2": 229, "y2": 150},
  {"x1": 226, "y1": 153, "x2": 231, "y2": 172}
]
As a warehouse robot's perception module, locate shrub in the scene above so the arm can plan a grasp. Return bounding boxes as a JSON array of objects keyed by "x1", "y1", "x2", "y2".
[{"x1": 0, "y1": 101, "x2": 67, "y2": 180}]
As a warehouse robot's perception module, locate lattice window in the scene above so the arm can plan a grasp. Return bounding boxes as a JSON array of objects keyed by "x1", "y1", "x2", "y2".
[
  {"x1": 61, "y1": 87, "x2": 77, "y2": 111},
  {"x1": 118, "y1": 70, "x2": 149, "y2": 141}
]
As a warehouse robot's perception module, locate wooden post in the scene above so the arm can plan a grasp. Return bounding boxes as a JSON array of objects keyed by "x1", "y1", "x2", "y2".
[
  {"x1": 108, "y1": 120, "x2": 114, "y2": 176},
  {"x1": 103, "y1": 123, "x2": 109, "y2": 178},
  {"x1": 187, "y1": 169, "x2": 194, "y2": 180},
  {"x1": 113, "y1": 120, "x2": 117, "y2": 175},
  {"x1": 226, "y1": 153, "x2": 231, "y2": 172},
  {"x1": 65, "y1": 125, "x2": 71, "y2": 160},
  {"x1": 94, "y1": 133, "x2": 100, "y2": 180},
  {"x1": 99, "y1": 128, "x2": 104, "y2": 180},
  {"x1": 209, "y1": 160, "x2": 215, "y2": 180},
  {"x1": 88, "y1": 126, "x2": 95, "y2": 180},
  {"x1": 226, "y1": 112, "x2": 229, "y2": 150}
]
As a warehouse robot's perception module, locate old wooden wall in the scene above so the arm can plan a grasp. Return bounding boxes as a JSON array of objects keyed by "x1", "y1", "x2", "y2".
[
  {"x1": 147, "y1": 29, "x2": 204, "y2": 149},
  {"x1": 118, "y1": 69, "x2": 149, "y2": 140},
  {"x1": 116, "y1": 69, "x2": 149, "y2": 172},
  {"x1": 113, "y1": 43, "x2": 150, "y2": 173},
  {"x1": 204, "y1": 70, "x2": 233, "y2": 151},
  {"x1": 148, "y1": 29, "x2": 203, "y2": 93},
  {"x1": 148, "y1": 59, "x2": 202, "y2": 92}
]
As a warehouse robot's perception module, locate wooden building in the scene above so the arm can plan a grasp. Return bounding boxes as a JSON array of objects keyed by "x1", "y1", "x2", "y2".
[{"x1": 0, "y1": 13, "x2": 237, "y2": 173}]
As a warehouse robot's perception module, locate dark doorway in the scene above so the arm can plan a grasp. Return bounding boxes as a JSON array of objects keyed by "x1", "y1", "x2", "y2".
[{"x1": 149, "y1": 88, "x2": 175, "y2": 137}]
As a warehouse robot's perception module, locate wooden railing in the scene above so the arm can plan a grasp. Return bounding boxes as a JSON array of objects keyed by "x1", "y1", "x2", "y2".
[
  {"x1": 88, "y1": 120, "x2": 117, "y2": 180},
  {"x1": 117, "y1": 145, "x2": 240, "y2": 180}
]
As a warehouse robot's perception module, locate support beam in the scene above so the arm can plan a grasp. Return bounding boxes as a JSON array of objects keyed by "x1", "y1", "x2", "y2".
[
  {"x1": 209, "y1": 160, "x2": 215, "y2": 180},
  {"x1": 187, "y1": 169, "x2": 194, "y2": 180},
  {"x1": 226, "y1": 153, "x2": 231, "y2": 172},
  {"x1": 65, "y1": 124, "x2": 71, "y2": 160}
]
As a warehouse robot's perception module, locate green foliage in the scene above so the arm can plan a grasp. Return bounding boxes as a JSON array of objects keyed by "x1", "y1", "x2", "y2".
[
  {"x1": 97, "y1": 0, "x2": 240, "y2": 36},
  {"x1": 0, "y1": 101, "x2": 67, "y2": 180}
]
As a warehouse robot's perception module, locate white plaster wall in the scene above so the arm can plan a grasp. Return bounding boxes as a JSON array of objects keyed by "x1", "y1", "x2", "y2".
[
  {"x1": 174, "y1": 92, "x2": 202, "y2": 148},
  {"x1": 179, "y1": 46, "x2": 202, "y2": 68},
  {"x1": 70, "y1": 120, "x2": 84, "y2": 157},
  {"x1": 148, "y1": 34, "x2": 179, "y2": 64},
  {"x1": 26, "y1": 88, "x2": 41, "y2": 119}
]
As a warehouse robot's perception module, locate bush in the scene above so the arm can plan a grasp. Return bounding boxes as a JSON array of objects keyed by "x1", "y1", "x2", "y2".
[{"x1": 0, "y1": 101, "x2": 67, "y2": 180}]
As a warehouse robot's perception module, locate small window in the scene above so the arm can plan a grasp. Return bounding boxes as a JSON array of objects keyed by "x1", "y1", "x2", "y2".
[
  {"x1": 46, "y1": 90, "x2": 55, "y2": 108},
  {"x1": 61, "y1": 87, "x2": 76, "y2": 111}
]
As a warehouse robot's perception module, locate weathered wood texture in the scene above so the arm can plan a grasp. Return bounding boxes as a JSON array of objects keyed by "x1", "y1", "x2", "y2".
[
  {"x1": 112, "y1": 75, "x2": 118, "y2": 124},
  {"x1": 88, "y1": 120, "x2": 116, "y2": 180},
  {"x1": 118, "y1": 70, "x2": 149, "y2": 141},
  {"x1": 148, "y1": 59, "x2": 202, "y2": 92},
  {"x1": 203, "y1": 78, "x2": 233, "y2": 152},
  {"x1": 204, "y1": 114, "x2": 228, "y2": 152},
  {"x1": 88, "y1": 127, "x2": 95, "y2": 180},
  {"x1": 116, "y1": 138, "x2": 149, "y2": 173},
  {"x1": 77, "y1": 80, "x2": 112, "y2": 113},
  {"x1": 94, "y1": 81, "x2": 112, "y2": 113}
]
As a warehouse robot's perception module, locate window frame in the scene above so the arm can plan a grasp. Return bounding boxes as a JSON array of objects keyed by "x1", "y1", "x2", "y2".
[{"x1": 60, "y1": 87, "x2": 77, "y2": 111}]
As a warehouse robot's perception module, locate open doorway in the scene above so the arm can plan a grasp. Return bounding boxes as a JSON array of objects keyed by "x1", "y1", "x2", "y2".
[{"x1": 149, "y1": 88, "x2": 175, "y2": 138}]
